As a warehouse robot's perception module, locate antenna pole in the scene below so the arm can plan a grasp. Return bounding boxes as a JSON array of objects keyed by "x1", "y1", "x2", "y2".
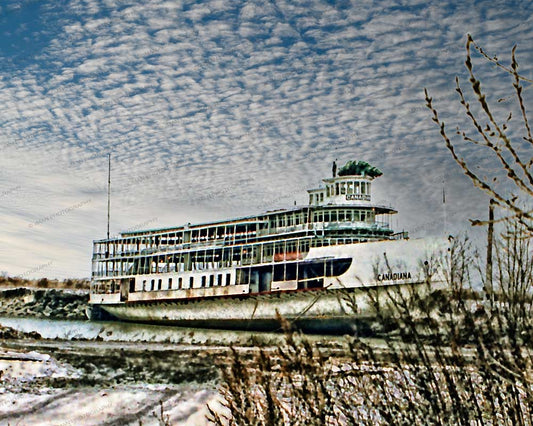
[
  {"x1": 107, "y1": 153, "x2": 111, "y2": 240},
  {"x1": 442, "y1": 178, "x2": 447, "y2": 235}
]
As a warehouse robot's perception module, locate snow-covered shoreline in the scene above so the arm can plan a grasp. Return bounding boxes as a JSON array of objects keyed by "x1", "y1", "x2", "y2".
[{"x1": 0, "y1": 337, "x2": 226, "y2": 425}]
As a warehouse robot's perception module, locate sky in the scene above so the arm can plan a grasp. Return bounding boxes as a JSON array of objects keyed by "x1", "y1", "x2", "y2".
[{"x1": 1, "y1": 0, "x2": 532, "y2": 279}]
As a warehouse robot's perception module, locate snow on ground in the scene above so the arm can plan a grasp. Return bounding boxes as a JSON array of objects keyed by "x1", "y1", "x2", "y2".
[
  {"x1": 0, "y1": 350, "x2": 80, "y2": 383},
  {"x1": 0, "y1": 385, "x2": 219, "y2": 425},
  {"x1": 0, "y1": 349, "x2": 220, "y2": 425}
]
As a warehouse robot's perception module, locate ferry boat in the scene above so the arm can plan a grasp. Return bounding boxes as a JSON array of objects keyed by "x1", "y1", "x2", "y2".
[{"x1": 88, "y1": 161, "x2": 445, "y2": 332}]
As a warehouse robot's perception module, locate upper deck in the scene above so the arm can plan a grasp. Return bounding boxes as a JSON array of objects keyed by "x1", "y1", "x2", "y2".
[
  {"x1": 95, "y1": 160, "x2": 396, "y2": 246},
  {"x1": 91, "y1": 161, "x2": 406, "y2": 279}
]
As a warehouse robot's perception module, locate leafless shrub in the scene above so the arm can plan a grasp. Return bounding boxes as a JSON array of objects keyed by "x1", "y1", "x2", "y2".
[
  {"x1": 0, "y1": 275, "x2": 90, "y2": 289},
  {"x1": 425, "y1": 35, "x2": 533, "y2": 232},
  {"x1": 208, "y1": 228, "x2": 532, "y2": 425}
]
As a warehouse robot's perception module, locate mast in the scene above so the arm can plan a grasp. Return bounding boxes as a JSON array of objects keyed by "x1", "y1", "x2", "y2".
[
  {"x1": 107, "y1": 153, "x2": 111, "y2": 240},
  {"x1": 104, "y1": 153, "x2": 111, "y2": 277}
]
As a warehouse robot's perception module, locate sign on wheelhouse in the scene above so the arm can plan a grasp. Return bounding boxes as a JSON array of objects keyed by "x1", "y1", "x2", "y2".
[{"x1": 88, "y1": 160, "x2": 446, "y2": 332}]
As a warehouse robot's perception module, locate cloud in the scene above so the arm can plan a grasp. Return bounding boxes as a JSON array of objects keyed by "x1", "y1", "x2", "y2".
[{"x1": 0, "y1": 0, "x2": 531, "y2": 278}]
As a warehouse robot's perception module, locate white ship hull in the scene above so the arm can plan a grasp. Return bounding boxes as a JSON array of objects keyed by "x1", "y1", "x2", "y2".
[
  {"x1": 89, "y1": 238, "x2": 447, "y2": 332},
  {"x1": 98, "y1": 289, "x2": 377, "y2": 333}
]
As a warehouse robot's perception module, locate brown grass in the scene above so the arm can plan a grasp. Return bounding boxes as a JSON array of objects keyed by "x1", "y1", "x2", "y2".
[
  {"x1": 207, "y1": 227, "x2": 532, "y2": 425},
  {"x1": 0, "y1": 275, "x2": 90, "y2": 290}
]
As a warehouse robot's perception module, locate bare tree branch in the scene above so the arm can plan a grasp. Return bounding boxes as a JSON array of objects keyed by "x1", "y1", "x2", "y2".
[{"x1": 425, "y1": 35, "x2": 533, "y2": 232}]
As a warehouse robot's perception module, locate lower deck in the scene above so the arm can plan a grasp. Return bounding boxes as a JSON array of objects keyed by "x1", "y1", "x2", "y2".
[{"x1": 90, "y1": 256, "x2": 353, "y2": 305}]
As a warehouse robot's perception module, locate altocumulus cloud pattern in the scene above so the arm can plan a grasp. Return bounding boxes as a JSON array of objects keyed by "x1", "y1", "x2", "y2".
[{"x1": 1, "y1": 0, "x2": 532, "y2": 278}]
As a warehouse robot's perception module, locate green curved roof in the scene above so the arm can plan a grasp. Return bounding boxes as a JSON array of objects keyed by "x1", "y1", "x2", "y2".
[{"x1": 338, "y1": 160, "x2": 382, "y2": 178}]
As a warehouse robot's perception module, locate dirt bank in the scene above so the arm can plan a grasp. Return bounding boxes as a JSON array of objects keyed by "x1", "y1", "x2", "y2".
[
  {"x1": 0, "y1": 324, "x2": 42, "y2": 340},
  {"x1": 2, "y1": 339, "x2": 225, "y2": 390}
]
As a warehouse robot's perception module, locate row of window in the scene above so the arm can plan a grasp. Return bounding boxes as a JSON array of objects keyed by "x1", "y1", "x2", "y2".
[
  {"x1": 94, "y1": 238, "x2": 312, "y2": 276},
  {"x1": 309, "y1": 181, "x2": 371, "y2": 204},
  {"x1": 94, "y1": 224, "x2": 262, "y2": 258},
  {"x1": 136, "y1": 259, "x2": 352, "y2": 291},
  {"x1": 269, "y1": 209, "x2": 375, "y2": 229},
  {"x1": 269, "y1": 213, "x2": 305, "y2": 228},
  {"x1": 327, "y1": 181, "x2": 370, "y2": 197},
  {"x1": 141, "y1": 273, "x2": 232, "y2": 292},
  {"x1": 313, "y1": 209, "x2": 373, "y2": 223}
]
